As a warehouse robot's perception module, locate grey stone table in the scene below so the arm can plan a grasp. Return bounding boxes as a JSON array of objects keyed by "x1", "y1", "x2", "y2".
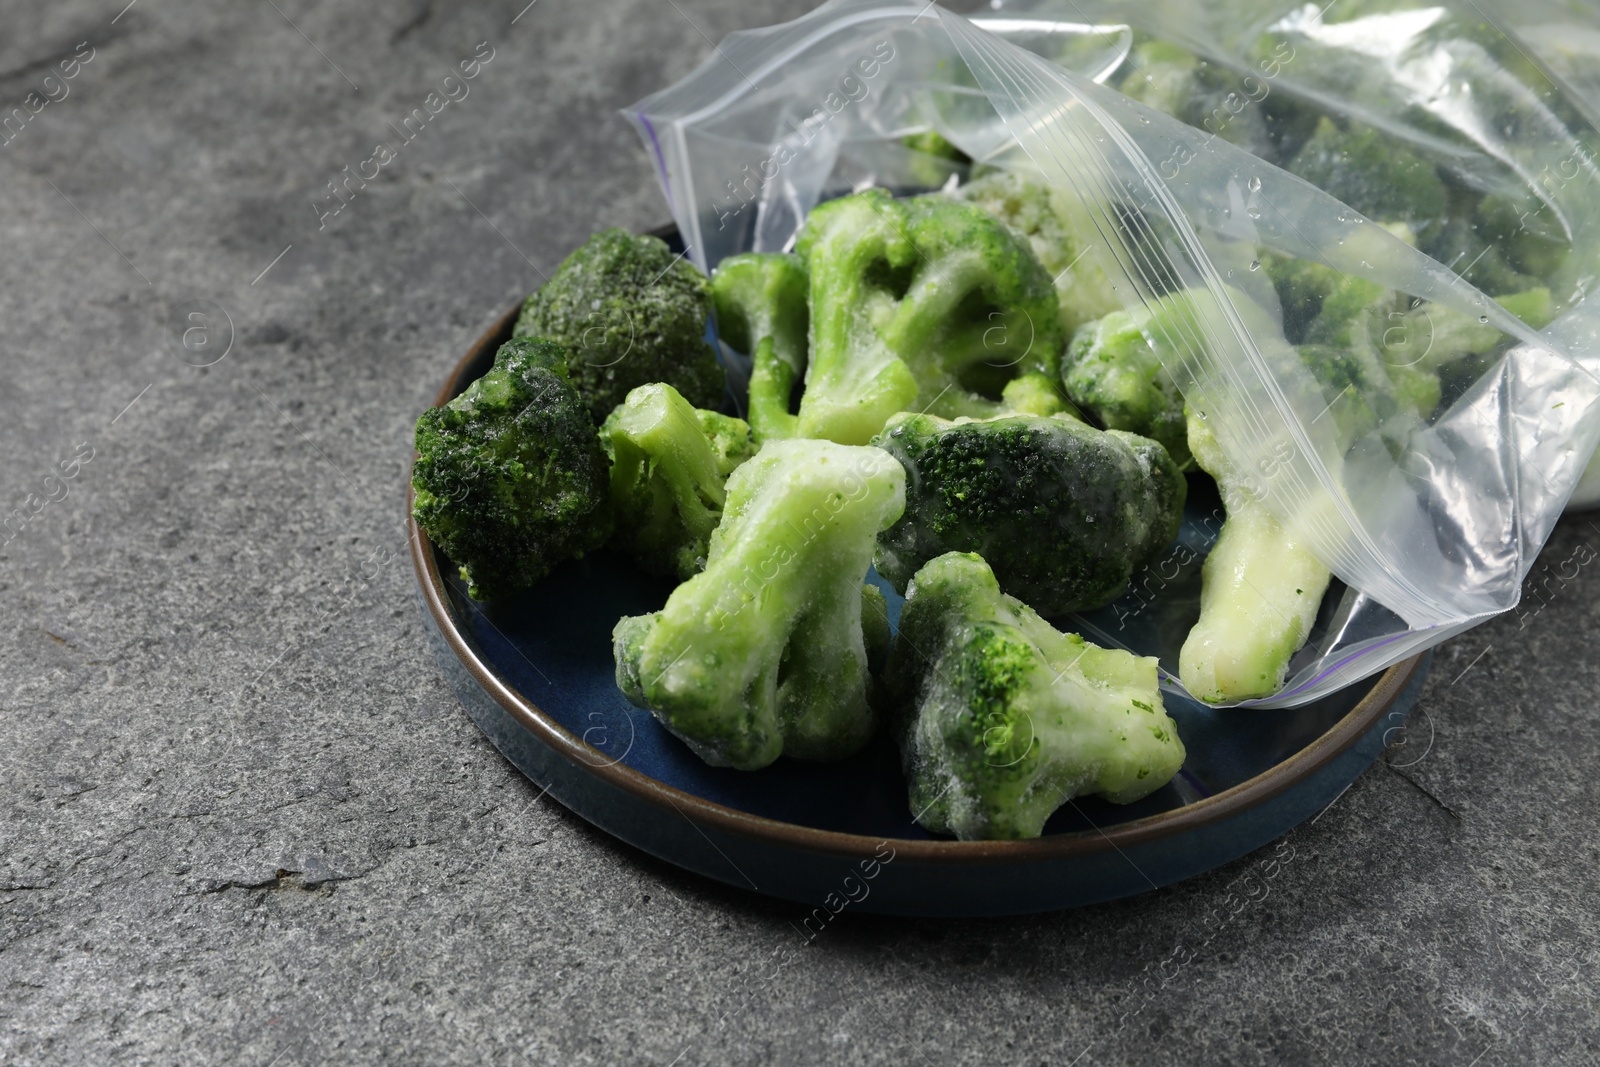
[{"x1": 1, "y1": 1, "x2": 1595, "y2": 1063}]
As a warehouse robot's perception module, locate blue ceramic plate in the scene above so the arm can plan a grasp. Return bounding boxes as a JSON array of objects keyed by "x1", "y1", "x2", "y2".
[{"x1": 410, "y1": 284, "x2": 1429, "y2": 917}]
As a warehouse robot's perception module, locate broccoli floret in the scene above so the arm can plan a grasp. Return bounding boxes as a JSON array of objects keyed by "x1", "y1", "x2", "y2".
[
  {"x1": 1287, "y1": 118, "x2": 1449, "y2": 243},
  {"x1": 612, "y1": 440, "x2": 907, "y2": 769},
  {"x1": 1178, "y1": 409, "x2": 1332, "y2": 704},
  {"x1": 709, "y1": 252, "x2": 809, "y2": 443},
  {"x1": 1115, "y1": 39, "x2": 1200, "y2": 119},
  {"x1": 873, "y1": 411, "x2": 1184, "y2": 618},
  {"x1": 1061, "y1": 306, "x2": 1191, "y2": 468},
  {"x1": 952, "y1": 170, "x2": 1122, "y2": 338},
  {"x1": 887, "y1": 552, "x2": 1186, "y2": 840},
  {"x1": 792, "y1": 188, "x2": 1066, "y2": 444},
  {"x1": 901, "y1": 129, "x2": 971, "y2": 188},
  {"x1": 1422, "y1": 215, "x2": 1544, "y2": 297},
  {"x1": 599, "y1": 382, "x2": 754, "y2": 580},
  {"x1": 516, "y1": 227, "x2": 725, "y2": 421},
  {"x1": 412, "y1": 338, "x2": 612, "y2": 600},
  {"x1": 1378, "y1": 287, "x2": 1555, "y2": 373}
]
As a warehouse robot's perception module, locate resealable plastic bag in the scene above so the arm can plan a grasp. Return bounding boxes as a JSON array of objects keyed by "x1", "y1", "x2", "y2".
[{"x1": 622, "y1": 0, "x2": 1600, "y2": 706}]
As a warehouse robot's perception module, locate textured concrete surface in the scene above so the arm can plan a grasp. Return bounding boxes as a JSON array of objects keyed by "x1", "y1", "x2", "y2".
[{"x1": 0, "y1": 1, "x2": 1597, "y2": 1064}]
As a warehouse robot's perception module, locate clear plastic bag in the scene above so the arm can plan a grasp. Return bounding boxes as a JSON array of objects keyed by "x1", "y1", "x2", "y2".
[{"x1": 622, "y1": 0, "x2": 1600, "y2": 706}]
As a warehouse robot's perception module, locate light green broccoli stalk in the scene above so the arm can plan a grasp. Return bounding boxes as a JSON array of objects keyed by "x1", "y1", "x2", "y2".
[
  {"x1": 613, "y1": 440, "x2": 907, "y2": 769},
  {"x1": 411, "y1": 338, "x2": 612, "y2": 601},
  {"x1": 873, "y1": 411, "x2": 1184, "y2": 618},
  {"x1": 708, "y1": 252, "x2": 809, "y2": 443},
  {"x1": 517, "y1": 227, "x2": 726, "y2": 421},
  {"x1": 952, "y1": 169, "x2": 1122, "y2": 339},
  {"x1": 792, "y1": 188, "x2": 1066, "y2": 444},
  {"x1": 1178, "y1": 409, "x2": 1332, "y2": 705},
  {"x1": 887, "y1": 552, "x2": 1185, "y2": 840},
  {"x1": 1379, "y1": 287, "x2": 1555, "y2": 371},
  {"x1": 599, "y1": 382, "x2": 755, "y2": 581}
]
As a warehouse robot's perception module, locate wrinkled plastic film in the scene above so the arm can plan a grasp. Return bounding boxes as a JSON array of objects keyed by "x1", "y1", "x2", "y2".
[{"x1": 622, "y1": 0, "x2": 1600, "y2": 706}]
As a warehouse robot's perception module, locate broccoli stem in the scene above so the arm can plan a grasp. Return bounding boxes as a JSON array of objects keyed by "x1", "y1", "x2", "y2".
[
  {"x1": 709, "y1": 253, "x2": 809, "y2": 443},
  {"x1": 1178, "y1": 413, "x2": 1332, "y2": 704}
]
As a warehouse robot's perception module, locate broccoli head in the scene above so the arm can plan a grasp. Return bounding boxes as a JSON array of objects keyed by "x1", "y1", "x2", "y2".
[
  {"x1": 952, "y1": 169, "x2": 1122, "y2": 338},
  {"x1": 412, "y1": 338, "x2": 612, "y2": 600},
  {"x1": 873, "y1": 411, "x2": 1184, "y2": 618},
  {"x1": 516, "y1": 227, "x2": 725, "y2": 421},
  {"x1": 599, "y1": 382, "x2": 754, "y2": 581},
  {"x1": 792, "y1": 188, "x2": 1066, "y2": 444},
  {"x1": 1287, "y1": 117, "x2": 1448, "y2": 243},
  {"x1": 709, "y1": 252, "x2": 809, "y2": 443},
  {"x1": 887, "y1": 552, "x2": 1186, "y2": 840},
  {"x1": 613, "y1": 440, "x2": 906, "y2": 769},
  {"x1": 1061, "y1": 305, "x2": 1191, "y2": 468}
]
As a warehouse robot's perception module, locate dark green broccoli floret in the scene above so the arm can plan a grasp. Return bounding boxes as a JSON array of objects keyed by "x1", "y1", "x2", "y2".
[
  {"x1": 613, "y1": 440, "x2": 907, "y2": 769},
  {"x1": 791, "y1": 188, "x2": 1066, "y2": 444},
  {"x1": 1287, "y1": 117, "x2": 1449, "y2": 243},
  {"x1": 516, "y1": 227, "x2": 725, "y2": 421},
  {"x1": 887, "y1": 552, "x2": 1186, "y2": 840},
  {"x1": 872, "y1": 411, "x2": 1184, "y2": 618},
  {"x1": 709, "y1": 252, "x2": 809, "y2": 443},
  {"x1": 953, "y1": 170, "x2": 1122, "y2": 338},
  {"x1": 599, "y1": 382, "x2": 754, "y2": 580},
  {"x1": 412, "y1": 338, "x2": 611, "y2": 600}
]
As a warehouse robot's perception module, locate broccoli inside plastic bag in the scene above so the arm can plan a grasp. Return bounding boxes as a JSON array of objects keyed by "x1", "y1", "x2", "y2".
[{"x1": 623, "y1": 0, "x2": 1600, "y2": 706}]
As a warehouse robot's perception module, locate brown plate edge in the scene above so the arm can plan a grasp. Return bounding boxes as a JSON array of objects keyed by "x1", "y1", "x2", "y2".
[{"x1": 407, "y1": 303, "x2": 1427, "y2": 867}]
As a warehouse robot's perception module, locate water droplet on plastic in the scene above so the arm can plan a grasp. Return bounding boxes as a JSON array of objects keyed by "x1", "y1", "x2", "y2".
[
  {"x1": 1247, "y1": 208, "x2": 1261, "y2": 219},
  {"x1": 1247, "y1": 176, "x2": 1262, "y2": 192},
  {"x1": 1337, "y1": 213, "x2": 1348, "y2": 223},
  {"x1": 1196, "y1": 410, "x2": 1207, "y2": 419},
  {"x1": 1361, "y1": 260, "x2": 1372, "y2": 270},
  {"x1": 1479, "y1": 314, "x2": 1490, "y2": 324},
  {"x1": 1138, "y1": 115, "x2": 1150, "y2": 124},
  {"x1": 1249, "y1": 260, "x2": 1261, "y2": 272}
]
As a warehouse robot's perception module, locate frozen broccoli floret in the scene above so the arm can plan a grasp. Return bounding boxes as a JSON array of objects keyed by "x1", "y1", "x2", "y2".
[
  {"x1": 1115, "y1": 39, "x2": 1200, "y2": 119},
  {"x1": 1474, "y1": 194, "x2": 1572, "y2": 282},
  {"x1": 709, "y1": 252, "x2": 809, "y2": 443},
  {"x1": 872, "y1": 411, "x2": 1184, "y2": 618},
  {"x1": 887, "y1": 552, "x2": 1186, "y2": 840},
  {"x1": 613, "y1": 440, "x2": 906, "y2": 769},
  {"x1": 1178, "y1": 409, "x2": 1332, "y2": 704},
  {"x1": 1378, "y1": 287, "x2": 1555, "y2": 373},
  {"x1": 1287, "y1": 117, "x2": 1449, "y2": 243},
  {"x1": 1061, "y1": 305, "x2": 1192, "y2": 469},
  {"x1": 1422, "y1": 215, "x2": 1544, "y2": 297},
  {"x1": 517, "y1": 228, "x2": 725, "y2": 421},
  {"x1": 412, "y1": 338, "x2": 612, "y2": 601},
  {"x1": 599, "y1": 382, "x2": 754, "y2": 580},
  {"x1": 952, "y1": 170, "x2": 1122, "y2": 337},
  {"x1": 902, "y1": 129, "x2": 971, "y2": 188},
  {"x1": 792, "y1": 188, "x2": 1066, "y2": 444}
]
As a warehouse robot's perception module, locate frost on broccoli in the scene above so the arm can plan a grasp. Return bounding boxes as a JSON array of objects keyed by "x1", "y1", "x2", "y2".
[
  {"x1": 709, "y1": 252, "x2": 809, "y2": 443},
  {"x1": 872, "y1": 411, "x2": 1184, "y2": 618},
  {"x1": 1177, "y1": 409, "x2": 1332, "y2": 704},
  {"x1": 952, "y1": 169, "x2": 1122, "y2": 338},
  {"x1": 599, "y1": 382, "x2": 754, "y2": 581},
  {"x1": 887, "y1": 552, "x2": 1185, "y2": 840},
  {"x1": 792, "y1": 188, "x2": 1065, "y2": 444},
  {"x1": 412, "y1": 338, "x2": 612, "y2": 600},
  {"x1": 517, "y1": 227, "x2": 725, "y2": 421},
  {"x1": 613, "y1": 440, "x2": 906, "y2": 769}
]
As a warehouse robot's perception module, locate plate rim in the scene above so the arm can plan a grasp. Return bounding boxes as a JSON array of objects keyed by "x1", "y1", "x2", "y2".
[{"x1": 409, "y1": 302, "x2": 1426, "y2": 867}]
